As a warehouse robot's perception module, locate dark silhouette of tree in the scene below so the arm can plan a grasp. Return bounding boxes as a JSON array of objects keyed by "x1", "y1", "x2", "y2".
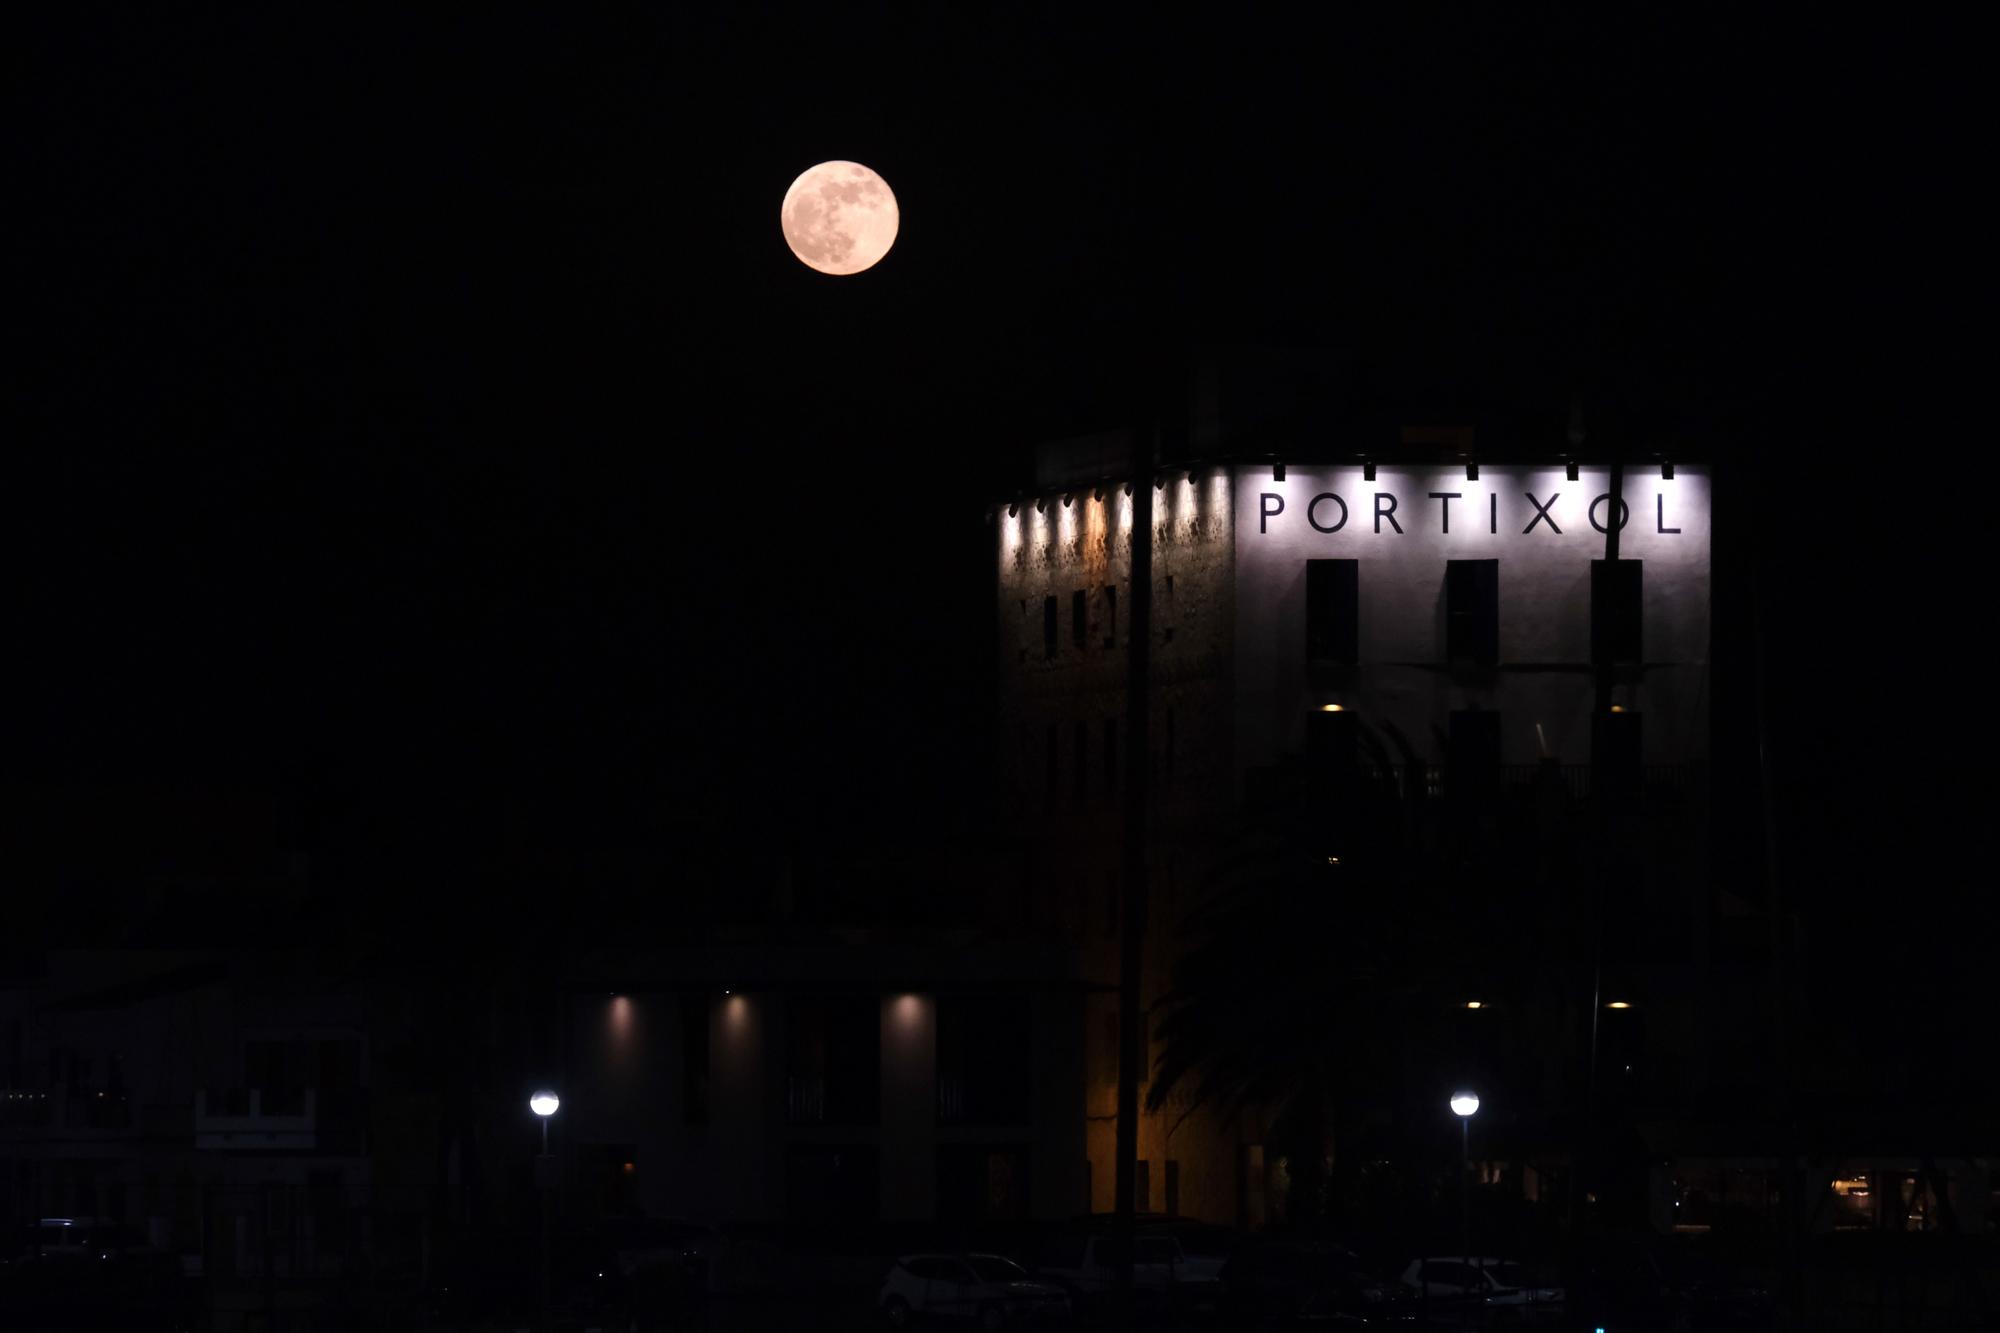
[{"x1": 1147, "y1": 735, "x2": 1428, "y2": 1231}]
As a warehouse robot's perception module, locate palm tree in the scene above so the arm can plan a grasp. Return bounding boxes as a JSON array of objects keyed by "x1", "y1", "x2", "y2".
[{"x1": 1146, "y1": 741, "x2": 1428, "y2": 1231}]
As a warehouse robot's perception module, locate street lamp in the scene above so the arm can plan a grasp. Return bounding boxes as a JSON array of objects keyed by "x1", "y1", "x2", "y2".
[
  {"x1": 1451, "y1": 1092, "x2": 1479, "y2": 1287},
  {"x1": 530, "y1": 1090, "x2": 560, "y2": 1328},
  {"x1": 530, "y1": 1088, "x2": 560, "y2": 1150}
]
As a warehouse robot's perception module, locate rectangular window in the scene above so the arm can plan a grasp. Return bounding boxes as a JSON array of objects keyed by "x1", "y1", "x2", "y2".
[
  {"x1": 1074, "y1": 721, "x2": 1089, "y2": 807},
  {"x1": 1448, "y1": 709, "x2": 1502, "y2": 803},
  {"x1": 785, "y1": 995, "x2": 881, "y2": 1126},
  {"x1": 936, "y1": 996, "x2": 1032, "y2": 1126},
  {"x1": 1072, "y1": 589, "x2": 1087, "y2": 650},
  {"x1": 1103, "y1": 718, "x2": 1119, "y2": 794},
  {"x1": 1305, "y1": 559, "x2": 1359, "y2": 665},
  {"x1": 1102, "y1": 586, "x2": 1118, "y2": 648},
  {"x1": 1307, "y1": 706, "x2": 1357, "y2": 793},
  {"x1": 680, "y1": 993, "x2": 710, "y2": 1125},
  {"x1": 1594, "y1": 709, "x2": 1644, "y2": 802},
  {"x1": 1592, "y1": 559, "x2": 1643, "y2": 664},
  {"x1": 1445, "y1": 559, "x2": 1500, "y2": 666},
  {"x1": 1043, "y1": 596, "x2": 1058, "y2": 659}
]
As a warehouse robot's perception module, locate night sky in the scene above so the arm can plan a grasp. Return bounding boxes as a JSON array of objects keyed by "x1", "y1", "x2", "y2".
[{"x1": 7, "y1": 9, "x2": 1970, "y2": 999}]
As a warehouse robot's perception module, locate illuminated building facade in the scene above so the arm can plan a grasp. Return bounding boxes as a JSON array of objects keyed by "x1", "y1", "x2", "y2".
[{"x1": 993, "y1": 413, "x2": 1738, "y2": 1234}]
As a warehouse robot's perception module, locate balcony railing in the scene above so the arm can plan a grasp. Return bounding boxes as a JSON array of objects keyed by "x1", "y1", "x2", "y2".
[
  {"x1": 0, "y1": 1090, "x2": 53, "y2": 1129},
  {"x1": 1336, "y1": 762, "x2": 1697, "y2": 802},
  {"x1": 1, "y1": 1088, "x2": 134, "y2": 1133},
  {"x1": 196, "y1": 1088, "x2": 317, "y2": 1151},
  {"x1": 785, "y1": 1075, "x2": 826, "y2": 1125}
]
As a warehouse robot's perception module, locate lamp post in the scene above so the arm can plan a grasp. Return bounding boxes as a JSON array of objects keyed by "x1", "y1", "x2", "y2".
[
  {"x1": 1451, "y1": 1092, "x2": 1479, "y2": 1287},
  {"x1": 530, "y1": 1090, "x2": 560, "y2": 1329}
]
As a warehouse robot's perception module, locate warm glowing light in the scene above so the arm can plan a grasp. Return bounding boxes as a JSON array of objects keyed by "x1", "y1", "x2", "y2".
[
  {"x1": 1464, "y1": 1001, "x2": 1482, "y2": 1010},
  {"x1": 1320, "y1": 703, "x2": 1344, "y2": 712},
  {"x1": 1610, "y1": 705, "x2": 1628, "y2": 714},
  {"x1": 529, "y1": 1090, "x2": 560, "y2": 1118},
  {"x1": 1607, "y1": 1001, "x2": 1633, "y2": 1010},
  {"x1": 621, "y1": 1160, "x2": 636, "y2": 1175},
  {"x1": 1325, "y1": 856, "x2": 1340, "y2": 865},
  {"x1": 1450, "y1": 1092, "x2": 1480, "y2": 1117},
  {"x1": 780, "y1": 161, "x2": 899, "y2": 275}
]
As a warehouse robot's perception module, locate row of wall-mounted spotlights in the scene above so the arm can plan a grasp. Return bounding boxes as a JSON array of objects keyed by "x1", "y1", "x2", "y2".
[
  {"x1": 1275, "y1": 459, "x2": 1672, "y2": 483},
  {"x1": 1007, "y1": 471, "x2": 1209, "y2": 518},
  {"x1": 1003, "y1": 460, "x2": 1674, "y2": 517}
]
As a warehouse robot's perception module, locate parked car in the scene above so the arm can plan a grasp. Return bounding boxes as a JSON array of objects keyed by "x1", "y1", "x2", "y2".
[
  {"x1": 1398, "y1": 1257, "x2": 1564, "y2": 1322},
  {"x1": 1220, "y1": 1240, "x2": 1414, "y2": 1326},
  {"x1": 1037, "y1": 1230, "x2": 1228, "y2": 1294},
  {"x1": 880, "y1": 1252, "x2": 1071, "y2": 1329},
  {"x1": 1563, "y1": 1234, "x2": 1774, "y2": 1331}
]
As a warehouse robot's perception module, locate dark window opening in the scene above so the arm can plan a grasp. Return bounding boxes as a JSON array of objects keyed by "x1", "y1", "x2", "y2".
[
  {"x1": 579, "y1": 1143, "x2": 640, "y2": 1218},
  {"x1": 936, "y1": 996, "x2": 1032, "y2": 1126},
  {"x1": 1103, "y1": 586, "x2": 1118, "y2": 648},
  {"x1": 937, "y1": 1144, "x2": 1030, "y2": 1222},
  {"x1": 681, "y1": 993, "x2": 710, "y2": 1125},
  {"x1": 1045, "y1": 723, "x2": 1059, "y2": 814},
  {"x1": 1074, "y1": 720, "x2": 1088, "y2": 807},
  {"x1": 1043, "y1": 596, "x2": 1058, "y2": 659},
  {"x1": 1449, "y1": 709, "x2": 1503, "y2": 803},
  {"x1": 1594, "y1": 709, "x2": 1644, "y2": 803},
  {"x1": 785, "y1": 995, "x2": 881, "y2": 1126},
  {"x1": 1305, "y1": 559, "x2": 1359, "y2": 665},
  {"x1": 1072, "y1": 589, "x2": 1087, "y2": 649},
  {"x1": 1592, "y1": 559, "x2": 1643, "y2": 664},
  {"x1": 1446, "y1": 559, "x2": 1500, "y2": 666},
  {"x1": 785, "y1": 1144, "x2": 879, "y2": 1223},
  {"x1": 1307, "y1": 707, "x2": 1357, "y2": 798}
]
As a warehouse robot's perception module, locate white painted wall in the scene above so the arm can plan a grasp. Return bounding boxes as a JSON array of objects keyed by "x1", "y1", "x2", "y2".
[{"x1": 1233, "y1": 464, "x2": 1711, "y2": 775}]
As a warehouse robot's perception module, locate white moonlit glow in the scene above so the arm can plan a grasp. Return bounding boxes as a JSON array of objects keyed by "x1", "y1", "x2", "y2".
[
  {"x1": 1450, "y1": 1092, "x2": 1480, "y2": 1117},
  {"x1": 529, "y1": 1090, "x2": 560, "y2": 1117},
  {"x1": 781, "y1": 161, "x2": 899, "y2": 275}
]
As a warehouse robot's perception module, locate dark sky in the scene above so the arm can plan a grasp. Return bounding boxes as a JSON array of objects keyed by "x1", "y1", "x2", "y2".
[{"x1": 6, "y1": 7, "x2": 1964, "y2": 955}]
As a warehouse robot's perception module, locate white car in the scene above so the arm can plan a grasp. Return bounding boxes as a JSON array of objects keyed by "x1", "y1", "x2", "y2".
[
  {"x1": 1400, "y1": 1256, "x2": 1565, "y2": 1321},
  {"x1": 880, "y1": 1252, "x2": 1070, "y2": 1329}
]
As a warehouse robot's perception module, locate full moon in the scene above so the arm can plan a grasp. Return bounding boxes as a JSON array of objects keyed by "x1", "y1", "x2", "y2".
[{"x1": 780, "y1": 161, "x2": 899, "y2": 276}]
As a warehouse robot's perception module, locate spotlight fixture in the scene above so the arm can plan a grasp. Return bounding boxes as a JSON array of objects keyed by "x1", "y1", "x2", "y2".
[
  {"x1": 1155, "y1": 474, "x2": 1167, "y2": 490},
  {"x1": 1186, "y1": 471, "x2": 1198, "y2": 486},
  {"x1": 1661, "y1": 459, "x2": 1675, "y2": 480},
  {"x1": 1465, "y1": 461, "x2": 1479, "y2": 481},
  {"x1": 1007, "y1": 502, "x2": 1019, "y2": 518},
  {"x1": 1063, "y1": 492, "x2": 1073, "y2": 508},
  {"x1": 1362, "y1": 460, "x2": 1377, "y2": 482},
  {"x1": 1094, "y1": 486, "x2": 1106, "y2": 502},
  {"x1": 1566, "y1": 460, "x2": 1580, "y2": 482},
  {"x1": 1273, "y1": 462, "x2": 1286, "y2": 482},
  {"x1": 1036, "y1": 497, "x2": 1047, "y2": 514},
  {"x1": 1123, "y1": 483, "x2": 1132, "y2": 497}
]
